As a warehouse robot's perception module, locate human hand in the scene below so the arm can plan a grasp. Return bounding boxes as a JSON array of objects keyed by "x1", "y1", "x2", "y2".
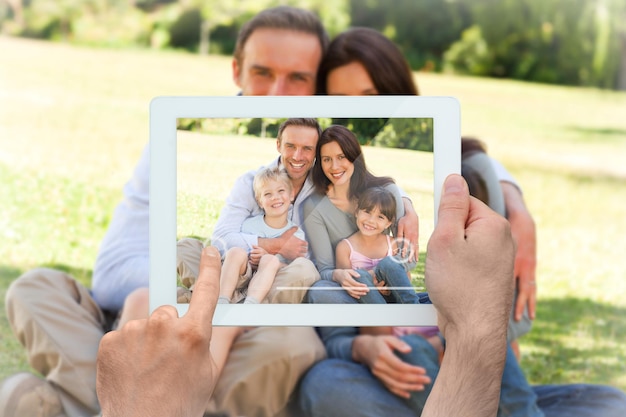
[
  {"x1": 426, "y1": 174, "x2": 515, "y2": 342},
  {"x1": 509, "y1": 208, "x2": 537, "y2": 321},
  {"x1": 397, "y1": 197, "x2": 419, "y2": 262},
  {"x1": 249, "y1": 245, "x2": 268, "y2": 268},
  {"x1": 96, "y1": 246, "x2": 222, "y2": 417},
  {"x1": 373, "y1": 275, "x2": 390, "y2": 296},
  {"x1": 353, "y1": 335, "x2": 431, "y2": 398},
  {"x1": 276, "y1": 226, "x2": 308, "y2": 260},
  {"x1": 334, "y1": 269, "x2": 369, "y2": 299},
  {"x1": 422, "y1": 174, "x2": 515, "y2": 417}
]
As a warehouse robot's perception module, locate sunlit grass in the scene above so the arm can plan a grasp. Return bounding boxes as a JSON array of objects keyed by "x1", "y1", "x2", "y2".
[{"x1": 1, "y1": 36, "x2": 625, "y2": 391}]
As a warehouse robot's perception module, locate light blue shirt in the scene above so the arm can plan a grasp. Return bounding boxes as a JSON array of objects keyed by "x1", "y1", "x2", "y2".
[{"x1": 211, "y1": 157, "x2": 315, "y2": 256}]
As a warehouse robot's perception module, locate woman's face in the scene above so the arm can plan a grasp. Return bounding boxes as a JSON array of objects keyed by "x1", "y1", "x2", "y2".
[
  {"x1": 326, "y1": 61, "x2": 378, "y2": 96},
  {"x1": 320, "y1": 141, "x2": 354, "y2": 188}
]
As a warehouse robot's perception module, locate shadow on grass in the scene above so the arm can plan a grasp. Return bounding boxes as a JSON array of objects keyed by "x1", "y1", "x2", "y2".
[
  {"x1": 521, "y1": 297, "x2": 626, "y2": 389},
  {"x1": 567, "y1": 126, "x2": 626, "y2": 139},
  {"x1": 0, "y1": 265, "x2": 23, "y2": 288},
  {"x1": 0, "y1": 263, "x2": 93, "y2": 289}
]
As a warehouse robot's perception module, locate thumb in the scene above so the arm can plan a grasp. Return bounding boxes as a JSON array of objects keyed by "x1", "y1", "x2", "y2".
[
  {"x1": 283, "y1": 226, "x2": 298, "y2": 238},
  {"x1": 434, "y1": 174, "x2": 470, "y2": 241}
]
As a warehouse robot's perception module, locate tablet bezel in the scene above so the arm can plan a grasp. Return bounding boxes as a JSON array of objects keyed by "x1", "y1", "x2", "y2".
[{"x1": 150, "y1": 96, "x2": 460, "y2": 326}]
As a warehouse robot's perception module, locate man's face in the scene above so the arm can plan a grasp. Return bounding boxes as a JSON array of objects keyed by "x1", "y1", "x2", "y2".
[
  {"x1": 277, "y1": 125, "x2": 318, "y2": 183},
  {"x1": 233, "y1": 28, "x2": 322, "y2": 96}
]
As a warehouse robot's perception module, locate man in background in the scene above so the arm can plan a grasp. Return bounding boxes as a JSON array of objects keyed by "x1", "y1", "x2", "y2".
[{"x1": 1, "y1": 6, "x2": 329, "y2": 417}]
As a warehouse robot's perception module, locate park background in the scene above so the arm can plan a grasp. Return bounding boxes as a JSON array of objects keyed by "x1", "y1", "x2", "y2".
[{"x1": 1, "y1": 0, "x2": 626, "y2": 393}]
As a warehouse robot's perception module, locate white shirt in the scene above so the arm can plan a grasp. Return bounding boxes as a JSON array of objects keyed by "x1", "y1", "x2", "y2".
[{"x1": 211, "y1": 157, "x2": 315, "y2": 256}]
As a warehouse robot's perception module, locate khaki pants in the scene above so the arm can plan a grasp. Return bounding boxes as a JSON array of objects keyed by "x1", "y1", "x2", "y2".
[
  {"x1": 5, "y1": 268, "x2": 105, "y2": 417},
  {"x1": 177, "y1": 238, "x2": 321, "y2": 304},
  {"x1": 6, "y1": 268, "x2": 325, "y2": 417}
]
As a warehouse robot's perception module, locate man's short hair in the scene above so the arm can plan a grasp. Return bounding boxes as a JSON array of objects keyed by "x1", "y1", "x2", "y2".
[
  {"x1": 277, "y1": 118, "x2": 322, "y2": 145},
  {"x1": 234, "y1": 6, "x2": 329, "y2": 67}
]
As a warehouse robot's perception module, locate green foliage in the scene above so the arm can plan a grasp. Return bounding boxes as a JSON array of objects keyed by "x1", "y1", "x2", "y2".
[
  {"x1": 71, "y1": 6, "x2": 152, "y2": 47},
  {"x1": 332, "y1": 118, "x2": 387, "y2": 145},
  {"x1": 238, "y1": 118, "x2": 282, "y2": 138},
  {"x1": 349, "y1": 0, "x2": 469, "y2": 70},
  {"x1": 373, "y1": 118, "x2": 433, "y2": 151},
  {"x1": 457, "y1": 0, "x2": 623, "y2": 88},
  {"x1": 168, "y1": 7, "x2": 202, "y2": 50},
  {"x1": 2, "y1": 37, "x2": 626, "y2": 388},
  {"x1": 2, "y1": 0, "x2": 625, "y2": 89},
  {"x1": 443, "y1": 25, "x2": 492, "y2": 76}
]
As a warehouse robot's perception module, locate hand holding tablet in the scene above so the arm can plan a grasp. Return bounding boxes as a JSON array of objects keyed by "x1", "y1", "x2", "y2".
[{"x1": 98, "y1": 174, "x2": 516, "y2": 417}]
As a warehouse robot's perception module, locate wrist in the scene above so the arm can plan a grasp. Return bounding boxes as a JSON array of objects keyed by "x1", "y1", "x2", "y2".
[
  {"x1": 351, "y1": 334, "x2": 374, "y2": 364},
  {"x1": 258, "y1": 237, "x2": 279, "y2": 255}
]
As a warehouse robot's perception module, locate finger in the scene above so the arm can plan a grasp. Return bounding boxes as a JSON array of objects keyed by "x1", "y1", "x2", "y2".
[
  {"x1": 433, "y1": 174, "x2": 470, "y2": 240},
  {"x1": 383, "y1": 372, "x2": 431, "y2": 391},
  {"x1": 529, "y1": 292, "x2": 537, "y2": 320},
  {"x1": 397, "y1": 222, "x2": 406, "y2": 244},
  {"x1": 348, "y1": 269, "x2": 363, "y2": 278},
  {"x1": 514, "y1": 294, "x2": 526, "y2": 321},
  {"x1": 408, "y1": 245, "x2": 416, "y2": 263},
  {"x1": 186, "y1": 246, "x2": 221, "y2": 326}
]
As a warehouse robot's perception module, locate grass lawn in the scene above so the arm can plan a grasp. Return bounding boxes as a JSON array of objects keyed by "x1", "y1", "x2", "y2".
[{"x1": 1, "y1": 35, "x2": 626, "y2": 391}]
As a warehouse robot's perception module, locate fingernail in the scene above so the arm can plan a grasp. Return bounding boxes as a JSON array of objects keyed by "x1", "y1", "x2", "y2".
[{"x1": 444, "y1": 175, "x2": 464, "y2": 194}]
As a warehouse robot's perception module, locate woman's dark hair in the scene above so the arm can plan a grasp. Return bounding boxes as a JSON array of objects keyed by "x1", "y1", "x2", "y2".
[
  {"x1": 461, "y1": 137, "x2": 490, "y2": 204},
  {"x1": 357, "y1": 186, "x2": 397, "y2": 224},
  {"x1": 317, "y1": 27, "x2": 419, "y2": 95},
  {"x1": 312, "y1": 125, "x2": 394, "y2": 198}
]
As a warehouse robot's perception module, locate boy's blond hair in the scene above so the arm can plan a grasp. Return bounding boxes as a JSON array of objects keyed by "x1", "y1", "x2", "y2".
[{"x1": 253, "y1": 167, "x2": 292, "y2": 204}]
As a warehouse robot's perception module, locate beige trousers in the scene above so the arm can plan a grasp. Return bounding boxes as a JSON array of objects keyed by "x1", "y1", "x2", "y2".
[
  {"x1": 6, "y1": 268, "x2": 325, "y2": 417},
  {"x1": 177, "y1": 237, "x2": 321, "y2": 304}
]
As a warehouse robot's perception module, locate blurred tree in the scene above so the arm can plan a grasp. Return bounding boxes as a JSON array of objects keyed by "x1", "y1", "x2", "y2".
[
  {"x1": 349, "y1": 0, "x2": 469, "y2": 70},
  {"x1": 605, "y1": 0, "x2": 626, "y2": 90},
  {"x1": 373, "y1": 118, "x2": 433, "y2": 151},
  {"x1": 332, "y1": 118, "x2": 388, "y2": 146},
  {"x1": 460, "y1": 0, "x2": 623, "y2": 88},
  {"x1": 443, "y1": 25, "x2": 492, "y2": 76}
]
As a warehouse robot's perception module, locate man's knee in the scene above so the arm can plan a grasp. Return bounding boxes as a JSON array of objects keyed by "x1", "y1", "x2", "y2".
[
  {"x1": 286, "y1": 258, "x2": 320, "y2": 285},
  {"x1": 213, "y1": 327, "x2": 325, "y2": 417},
  {"x1": 177, "y1": 237, "x2": 204, "y2": 288},
  {"x1": 269, "y1": 258, "x2": 320, "y2": 303},
  {"x1": 7, "y1": 268, "x2": 76, "y2": 308}
]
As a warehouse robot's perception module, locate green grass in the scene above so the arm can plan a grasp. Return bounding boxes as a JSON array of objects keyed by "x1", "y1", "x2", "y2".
[{"x1": 1, "y1": 35, "x2": 626, "y2": 391}]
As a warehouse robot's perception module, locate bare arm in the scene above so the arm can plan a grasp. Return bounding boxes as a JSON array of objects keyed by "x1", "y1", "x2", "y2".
[
  {"x1": 422, "y1": 174, "x2": 515, "y2": 417},
  {"x1": 352, "y1": 334, "x2": 432, "y2": 399},
  {"x1": 257, "y1": 226, "x2": 308, "y2": 260},
  {"x1": 334, "y1": 239, "x2": 368, "y2": 299},
  {"x1": 396, "y1": 196, "x2": 419, "y2": 261},
  {"x1": 501, "y1": 181, "x2": 537, "y2": 321},
  {"x1": 335, "y1": 239, "x2": 352, "y2": 269}
]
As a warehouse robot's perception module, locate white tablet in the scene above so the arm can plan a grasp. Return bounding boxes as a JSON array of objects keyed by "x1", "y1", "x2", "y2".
[{"x1": 150, "y1": 96, "x2": 460, "y2": 326}]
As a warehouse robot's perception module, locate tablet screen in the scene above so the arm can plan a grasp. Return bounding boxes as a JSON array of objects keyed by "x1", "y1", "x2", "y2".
[{"x1": 150, "y1": 96, "x2": 460, "y2": 326}]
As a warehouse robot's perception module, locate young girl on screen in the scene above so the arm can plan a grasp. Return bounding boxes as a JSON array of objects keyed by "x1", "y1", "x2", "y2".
[{"x1": 335, "y1": 186, "x2": 424, "y2": 304}]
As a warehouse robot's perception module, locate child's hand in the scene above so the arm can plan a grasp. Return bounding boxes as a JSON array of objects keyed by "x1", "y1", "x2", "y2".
[
  {"x1": 352, "y1": 335, "x2": 431, "y2": 399},
  {"x1": 249, "y1": 245, "x2": 268, "y2": 267},
  {"x1": 334, "y1": 269, "x2": 369, "y2": 299},
  {"x1": 373, "y1": 276, "x2": 391, "y2": 296}
]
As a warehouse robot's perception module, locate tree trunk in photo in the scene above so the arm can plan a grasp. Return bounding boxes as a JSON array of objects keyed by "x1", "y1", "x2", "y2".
[
  {"x1": 199, "y1": 19, "x2": 211, "y2": 55},
  {"x1": 7, "y1": 0, "x2": 24, "y2": 27},
  {"x1": 618, "y1": 33, "x2": 626, "y2": 91}
]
